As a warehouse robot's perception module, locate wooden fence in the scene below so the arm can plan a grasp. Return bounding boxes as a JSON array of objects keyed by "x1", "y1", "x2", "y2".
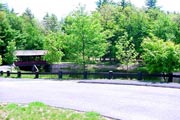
[{"x1": 0, "y1": 71, "x2": 180, "y2": 82}]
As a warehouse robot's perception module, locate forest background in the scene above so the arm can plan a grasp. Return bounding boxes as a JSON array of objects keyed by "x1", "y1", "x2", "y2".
[{"x1": 0, "y1": 0, "x2": 180, "y2": 73}]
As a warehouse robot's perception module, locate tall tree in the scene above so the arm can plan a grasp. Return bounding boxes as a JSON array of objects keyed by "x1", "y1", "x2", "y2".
[
  {"x1": 98, "y1": 4, "x2": 118, "y2": 62},
  {"x1": 42, "y1": 13, "x2": 60, "y2": 33},
  {"x1": 0, "y1": 11, "x2": 17, "y2": 63},
  {"x1": 146, "y1": 9, "x2": 178, "y2": 42},
  {"x1": 96, "y1": 0, "x2": 111, "y2": 8},
  {"x1": 7, "y1": 12, "x2": 27, "y2": 50},
  {"x1": 121, "y1": 0, "x2": 128, "y2": 9},
  {"x1": 146, "y1": 0, "x2": 157, "y2": 9},
  {"x1": 64, "y1": 6, "x2": 108, "y2": 66},
  {"x1": 22, "y1": 9, "x2": 44, "y2": 50},
  {"x1": 22, "y1": 8, "x2": 34, "y2": 21},
  {"x1": 44, "y1": 32, "x2": 64, "y2": 63},
  {"x1": 0, "y1": 3, "x2": 8, "y2": 11}
]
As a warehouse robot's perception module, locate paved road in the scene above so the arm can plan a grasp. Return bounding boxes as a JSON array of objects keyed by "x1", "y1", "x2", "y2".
[{"x1": 0, "y1": 78, "x2": 180, "y2": 120}]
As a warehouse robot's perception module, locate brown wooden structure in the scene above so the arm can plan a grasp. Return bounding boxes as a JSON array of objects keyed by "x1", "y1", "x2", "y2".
[{"x1": 14, "y1": 50, "x2": 48, "y2": 67}]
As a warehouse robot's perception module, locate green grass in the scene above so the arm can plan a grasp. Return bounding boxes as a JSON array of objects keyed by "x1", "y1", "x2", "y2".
[{"x1": 0, "y1": 102, "x2": 106, "y2": 120}]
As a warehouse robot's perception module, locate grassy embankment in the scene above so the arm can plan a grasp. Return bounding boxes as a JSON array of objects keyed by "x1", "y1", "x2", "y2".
[{"x1": 0, "y1": 102, "x2": 106, "y2": 120}]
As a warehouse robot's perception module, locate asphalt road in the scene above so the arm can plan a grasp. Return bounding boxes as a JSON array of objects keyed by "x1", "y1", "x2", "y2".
[{"x1": 0, "y1": 78, "x2": 180, "y2": 120}]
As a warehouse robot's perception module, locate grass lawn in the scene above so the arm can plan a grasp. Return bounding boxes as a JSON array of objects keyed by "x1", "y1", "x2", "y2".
[{"x1": 0, "y1": 102, "x2": 106, "y2": 120}]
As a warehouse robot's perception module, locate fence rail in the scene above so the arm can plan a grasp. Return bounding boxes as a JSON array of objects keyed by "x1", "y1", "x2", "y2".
[{"x1": 0, "y1": 71, "x2": 180, "y2": 82}]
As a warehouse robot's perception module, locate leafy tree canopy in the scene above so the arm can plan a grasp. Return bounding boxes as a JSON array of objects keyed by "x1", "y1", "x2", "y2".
[
  {"x1": 44, "y1": 32, "x2": 64, "y2": 63},
  {"x1": 64, "y1": 6, "x2": 108, "y2": 63}
]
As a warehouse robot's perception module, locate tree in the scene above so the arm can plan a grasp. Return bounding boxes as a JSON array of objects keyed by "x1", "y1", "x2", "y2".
[
  {"x1": 116, "y1": 32, "x2": 137, "y2": 71},
  {"x1": 121, "y1": 6, "x2": 149, "y2": 52},
  {"x1": 120, "y1": 0, "x2": 129, "y2": 9},
  {"x1": 44, "y1": 32, "x2": 64, "y2": 63},
  {"x1": 146, "y1": 0, "x2": 157, "y2": 9},
  {"x1": 22, "y1": 22, "x2": 44, "y2": 50},
  {"x1": 0, "y1": 10, "x2": 17, "y2": 63},
  {"x1": 22, "y1": 8, "x2": 34, "y2": 21},
  {"x1": 42, "y1": 13, "x2": 61, "y2": 33},
  {"x1": 6, "y1": 11, "x2": 27, "y2": 50},
  {"x1": 97, "y1": 4, "x2": 118, "y2": 62},
  {"x1": 64, "y1": 6, "x2": 108, "y2": 66},
  {"x1": 141, "y1": 36, "x2": 180, "y2": 73},
  {"x1": 21, "y1": 9, "x2": 44, "y2": 50},
  {"x1": 96, "y1": 0, "x2": 111, "y2": 8},
  {"x1": 4, "y1": 40, "x2": 17, "y2": 64},
  {"x1": 170, "y1": 14, "x2": 180, "y2": 44},
  {"x1": 0, "y1": 3, "x2": 8, "y2": 11},
  {"x1": 146, "y1": 9, "x2": 178, "y2": 42}
]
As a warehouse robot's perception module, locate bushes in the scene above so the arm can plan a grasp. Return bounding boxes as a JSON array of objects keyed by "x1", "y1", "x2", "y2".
[{"x1": 141, "y1": 36, "x2": 180, "y2": 73}]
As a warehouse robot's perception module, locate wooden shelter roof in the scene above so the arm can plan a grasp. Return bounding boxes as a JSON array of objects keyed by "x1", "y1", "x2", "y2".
[{"x1": 15, "y1": 50, "x2": 47, "y2": 56}]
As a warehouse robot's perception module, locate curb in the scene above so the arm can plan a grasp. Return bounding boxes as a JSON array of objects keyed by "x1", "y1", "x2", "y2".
[{"x1": 78, "y1": 80, "x2": 180, "y2": 89}]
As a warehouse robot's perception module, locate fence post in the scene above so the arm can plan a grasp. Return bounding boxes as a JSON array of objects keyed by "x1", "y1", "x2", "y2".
[
  {"x1": 7, "y1": 71, "x2": 10, "y2": 77},
  {"x1": 83, "y1": 71, "x2": 88, "y2": 79},
  {"x1": 137, "y1": 72, "x2": 142, "y2": 81},
  {"x1": 168, "y1": 73, "x2": 173, "y2": 83},
  {"x1": 35, "y1": 72, "x2": 39, "y2": 79},
  {"x1": 58, "y1": 71, "x2": 63, "y2": 79},
  {"x1": 17, "y1": 71, "x2": 21, "y2": 78},
  {"x1": 108, "y1": 71, "x2": 113, "y2": 79},
  {"x1": 0, "y1": 71, "x2": 3, "y2": 76}
]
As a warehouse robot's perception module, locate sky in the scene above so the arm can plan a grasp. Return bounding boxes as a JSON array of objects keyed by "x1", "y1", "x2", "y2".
[{"x1": 1, "y1": 0, "x2": 180, "y2": 20}]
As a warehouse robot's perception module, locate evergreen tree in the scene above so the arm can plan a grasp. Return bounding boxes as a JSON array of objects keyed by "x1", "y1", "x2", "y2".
[
  {"x1": 146, "y1": 0, "x2": 157, "y2": 9},
  {"x1": 42, "y1": 13, "x2": 60, "y2": 33},
  {"x1": 23, "y1": 8, "x2": 34, "y2": 21},
  {"x1": 96, "y1": 0, "x2": 111, "y2": 8},
  {"x1": 121, "y1": 0, "x2": 127, "y2": 9}
]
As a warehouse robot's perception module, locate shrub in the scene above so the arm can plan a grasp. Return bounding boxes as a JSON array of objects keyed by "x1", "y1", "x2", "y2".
[{"x1": 141, "y1": 36, "x2": 180, "y2": 73}]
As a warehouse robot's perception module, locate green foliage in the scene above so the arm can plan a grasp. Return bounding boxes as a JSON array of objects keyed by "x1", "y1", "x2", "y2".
[
  {"x1": 22, "y1": 13, "x2": 44, "y2": 50},
  {"x1": 64, "y1": 6, "x2": 108, "y2": 63},
  {"x1": 0, "y1": 7, "x2": 44, "y2": 64},
  {"x1": 141, "y1": 36, "x2": 180, "y2": 73},
  {"x1": 116, "y1": 32, "x2": 137, "y2": 71},
  {"x1": 147, "y1": 9, "x2": 178, "y2": 41},
  {"x1": 98, "y1": 4, "x2": 118, "y2": 60},
  {"x1": 1, "y1": 1, "x2": 180, "y2": 67},
  {"x1": 44, "y1": 32, "x2": 64, "y2": 63},
  {"x1": 4, "y1": 40, "x2": 17, "y2": 64},
  {"x1": 0, "y1": 11, "x2": 16, "y2": 54}
]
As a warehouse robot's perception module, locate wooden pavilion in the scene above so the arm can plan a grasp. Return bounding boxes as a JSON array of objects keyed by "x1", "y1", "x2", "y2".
[{"x1": 14, "y1": 50, "x2": 48, "y2": 67}]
